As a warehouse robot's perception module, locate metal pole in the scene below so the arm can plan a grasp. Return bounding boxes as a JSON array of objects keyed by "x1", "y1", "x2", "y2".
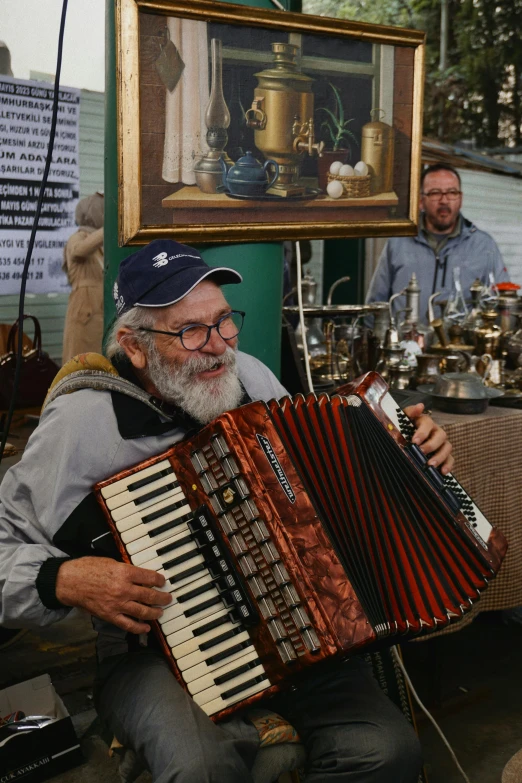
[
  {"x1": 438, "y1": 0, "x2": 449, "y2": 139},
  {"x1": 440, "y1": 0, "x2": 449, "y2": 71}
]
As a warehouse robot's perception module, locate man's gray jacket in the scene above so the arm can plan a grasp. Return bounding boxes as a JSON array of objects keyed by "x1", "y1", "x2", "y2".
[
  {"x1": 0, "y1": 351, "x2": 287, "y2": 659},
  {"x1": 366, "y1": 214, "x2": 509, "y2": 322}
]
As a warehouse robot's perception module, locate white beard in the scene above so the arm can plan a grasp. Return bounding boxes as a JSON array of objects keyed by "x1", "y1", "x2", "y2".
[{"x1": 146, "y1": 344, "x2": 243, "y2": 425}]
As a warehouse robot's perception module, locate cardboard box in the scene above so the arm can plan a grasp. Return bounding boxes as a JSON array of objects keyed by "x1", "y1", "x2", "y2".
[{"x1": 0, "y1": 674, "x2": 83, "y2": 782}]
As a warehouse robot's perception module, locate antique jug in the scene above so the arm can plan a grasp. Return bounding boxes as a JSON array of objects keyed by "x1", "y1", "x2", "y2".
[
  {"x1": 474, "y1": 310, "x2": 502, "y2": 358},
  {"x1": 388, "y1": 361, "x2": 413, "y2": 390},
  {"x1": 413, "y1": 354, "x2": 440, "y2": 387}
]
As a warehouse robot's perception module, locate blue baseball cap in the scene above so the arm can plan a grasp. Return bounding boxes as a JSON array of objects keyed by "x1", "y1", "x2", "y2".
[{"x1": 113, "y1": 239, "x2": 242, "y2": 316}]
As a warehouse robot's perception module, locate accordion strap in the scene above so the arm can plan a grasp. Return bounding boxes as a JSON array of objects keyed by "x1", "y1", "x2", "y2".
[{"x1": 42, "y1": 352, "x2": 175, "y2": 420}]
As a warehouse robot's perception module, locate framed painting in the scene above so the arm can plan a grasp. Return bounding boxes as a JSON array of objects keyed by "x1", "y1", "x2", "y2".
[{"x1": 116, "y1": 0, "x2": 425, "y2": 244}]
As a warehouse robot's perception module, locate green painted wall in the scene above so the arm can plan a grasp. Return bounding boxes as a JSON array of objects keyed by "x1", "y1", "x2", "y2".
[
  {"x1": 323, "y1": 239, "x2": 365, "y2": 304},
  {"x1": 104, "y1": 0, "x2": 302, "y2": 375}
]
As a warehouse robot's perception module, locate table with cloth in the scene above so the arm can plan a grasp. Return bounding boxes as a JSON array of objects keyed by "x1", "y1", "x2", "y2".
[{"x1": 429, "y1": 405, "x2": 522, "y2": 632}]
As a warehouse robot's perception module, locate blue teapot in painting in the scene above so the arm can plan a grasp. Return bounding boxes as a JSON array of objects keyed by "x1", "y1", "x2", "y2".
[{"x1": 220, "y1": 151, "x2": 279, "y2": 197}]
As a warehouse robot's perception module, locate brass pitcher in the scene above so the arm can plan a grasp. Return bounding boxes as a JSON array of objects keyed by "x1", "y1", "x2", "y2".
[{"x1": 361, "y1": 109, "x2": 395, "y2": 195}]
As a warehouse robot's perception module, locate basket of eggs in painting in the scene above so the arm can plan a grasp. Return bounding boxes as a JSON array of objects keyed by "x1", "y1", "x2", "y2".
[{"x1": 326, "y1": 161, "x2": 371, "y2": 199}]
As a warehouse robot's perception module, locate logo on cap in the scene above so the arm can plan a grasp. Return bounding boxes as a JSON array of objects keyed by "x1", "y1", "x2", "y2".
[
  {"x1": 152, "y1": 252, "x2": 169, "y2": 268},
  {"x1": 113, "y1": 281, "x2": 125, "y2": 314}
]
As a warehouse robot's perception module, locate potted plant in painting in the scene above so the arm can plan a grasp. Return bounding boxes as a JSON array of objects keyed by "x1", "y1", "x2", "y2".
[{"x1": 316, "y1": 82, "x2": 359, "y2": 190}]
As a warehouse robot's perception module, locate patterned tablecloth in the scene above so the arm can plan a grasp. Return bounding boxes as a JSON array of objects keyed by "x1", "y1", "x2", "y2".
[{"x1": 425, "y1": 405, "x2": 522, "y2": 634}]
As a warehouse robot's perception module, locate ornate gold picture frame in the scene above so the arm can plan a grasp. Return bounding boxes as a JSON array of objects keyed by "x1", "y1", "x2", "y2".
[{"x1": 116, "y1": 0, "x2": 425, "y2": 245}]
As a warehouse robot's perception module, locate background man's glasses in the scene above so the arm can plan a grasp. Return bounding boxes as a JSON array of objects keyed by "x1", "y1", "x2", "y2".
[
  {"x1": 139, "y1": 310, "x2": 245, "y2": 351},
  {"x1": 422, "y1": 189, "x2": 462, "y2": 201}
]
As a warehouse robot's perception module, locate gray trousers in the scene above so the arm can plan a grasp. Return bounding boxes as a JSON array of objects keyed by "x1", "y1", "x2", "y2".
[{"x1": 95, "y1": 649, "x2": 422, "y2": 783}]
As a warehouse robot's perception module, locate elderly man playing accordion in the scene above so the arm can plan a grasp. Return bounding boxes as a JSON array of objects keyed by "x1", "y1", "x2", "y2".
[{"x1": 0, "y1": 240, "x2": 454, "y2": 783}]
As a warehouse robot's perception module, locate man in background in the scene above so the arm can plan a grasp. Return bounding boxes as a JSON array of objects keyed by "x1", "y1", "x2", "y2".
[{"x1": 366, "y1": 162, "x2": 509, "y2": 321}]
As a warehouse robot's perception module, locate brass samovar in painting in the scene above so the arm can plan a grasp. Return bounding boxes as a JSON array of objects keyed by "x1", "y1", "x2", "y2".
[{"x1": 245, "y1": 43, "x2": 323, "y2": 197}]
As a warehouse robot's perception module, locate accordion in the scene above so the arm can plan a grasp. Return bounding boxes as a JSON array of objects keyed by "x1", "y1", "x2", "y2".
[{"x1": 94, "y1": 372, "x2": 507, "y2": 721}]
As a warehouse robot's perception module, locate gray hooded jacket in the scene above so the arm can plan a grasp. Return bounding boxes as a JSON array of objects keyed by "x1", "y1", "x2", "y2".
[{"x1": 366, "y1": 214, "x2": 509, "y2": 322}]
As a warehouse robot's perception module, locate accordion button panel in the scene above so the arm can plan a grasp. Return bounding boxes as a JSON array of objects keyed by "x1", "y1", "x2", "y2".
[{"x1": 380, "y1": 394, "x2": 493, "y2": 545}]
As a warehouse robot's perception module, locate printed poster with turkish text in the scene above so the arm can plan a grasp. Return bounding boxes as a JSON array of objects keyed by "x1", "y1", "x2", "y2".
[{"x1": 0, "y1": 76, "x2": 80, "y2": 294}]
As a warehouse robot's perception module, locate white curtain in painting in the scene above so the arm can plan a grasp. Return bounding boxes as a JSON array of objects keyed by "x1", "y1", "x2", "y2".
[{"x1": 162, "y1": 19, "x2": 209, "y2": 184}]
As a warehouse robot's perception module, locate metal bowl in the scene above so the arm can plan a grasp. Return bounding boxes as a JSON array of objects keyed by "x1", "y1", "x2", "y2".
[
  {"x1": 429, "y1": 372, "x2": 491, "y2": 399},
  {"x1": 418, "y1": 373, "x2": 504, "y2": 414}
]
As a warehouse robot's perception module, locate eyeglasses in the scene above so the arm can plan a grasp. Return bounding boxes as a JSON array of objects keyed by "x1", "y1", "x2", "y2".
[
  {"x1": 422, "y1": 189, "x2": 462, "y2": 201},
  {"x1": 138, "y1": 310, "x2": 245, "y2": 351}
]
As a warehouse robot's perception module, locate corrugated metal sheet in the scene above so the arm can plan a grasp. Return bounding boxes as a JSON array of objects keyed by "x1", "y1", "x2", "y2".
[
  {"x1": 457, "y1": 168, "x2": 522, "y2": 288},
  {"x1": 79, "y1": 89, "x2": 104, "y2": 197},
  {"x1": 423, "y1": 138, "x2": 522, "y2": 178},
  {"x1": 0, "y1": 89, "x2": 104, "y2": 366}
]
